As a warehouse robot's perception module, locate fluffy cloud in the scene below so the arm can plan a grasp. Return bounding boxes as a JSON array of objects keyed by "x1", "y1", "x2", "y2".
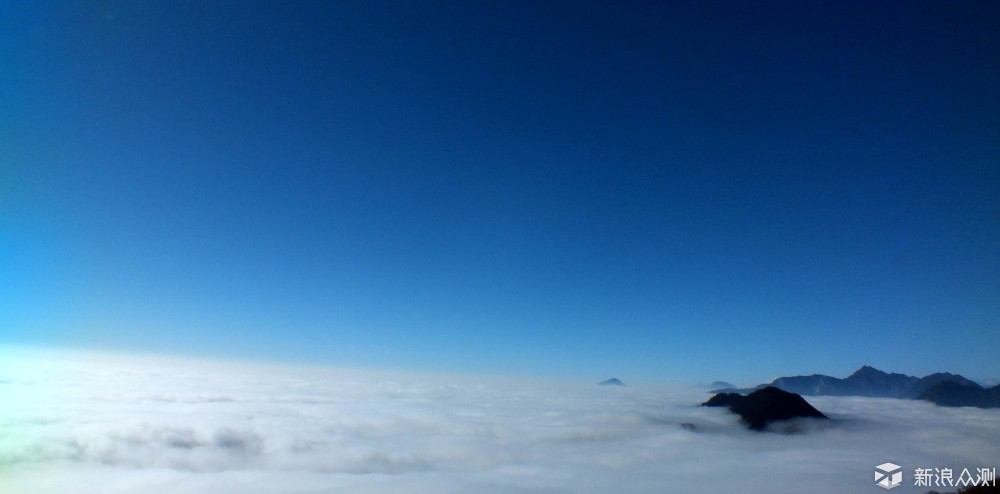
[{"x1": 1, "y1": 347, "x2": 997, "y2": 493}]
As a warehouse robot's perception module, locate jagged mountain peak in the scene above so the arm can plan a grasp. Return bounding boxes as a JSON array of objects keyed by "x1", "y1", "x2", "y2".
[{"x1": 849, "y1": 365, "x2": 886, "y2": 378}]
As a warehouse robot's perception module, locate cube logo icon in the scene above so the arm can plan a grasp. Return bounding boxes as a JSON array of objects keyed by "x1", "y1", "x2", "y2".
[{"x1": 876, "y1": 463, "x2": 903, "y2": 489}]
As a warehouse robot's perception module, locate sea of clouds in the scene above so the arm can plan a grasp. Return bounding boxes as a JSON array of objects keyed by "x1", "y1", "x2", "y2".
[{"x1": 1, "y1": 347, "x2": 998, "y2": 494}]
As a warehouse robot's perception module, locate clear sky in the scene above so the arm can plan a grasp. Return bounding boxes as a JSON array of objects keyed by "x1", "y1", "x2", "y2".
[{"x1": 3, "y1": 1, "x2": 998, "y2": 383}]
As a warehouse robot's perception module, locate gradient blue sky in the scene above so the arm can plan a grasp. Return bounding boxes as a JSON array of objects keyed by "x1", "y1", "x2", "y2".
[{"x1": 3, "y1": 1, "x2": 998, "y2": 383}]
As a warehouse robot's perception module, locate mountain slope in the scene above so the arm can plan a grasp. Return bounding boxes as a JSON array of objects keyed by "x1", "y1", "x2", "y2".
[
  {"x1": 918, "y1": 382, "x2": 1000, "y2": 409},
  {"x1": 904, "y1": 372, "x2": 983, "y2": 399}
]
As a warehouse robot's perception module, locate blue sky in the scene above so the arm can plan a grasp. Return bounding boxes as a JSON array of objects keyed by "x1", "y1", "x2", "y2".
[{"x1": 3, "y1": 1, "x2": 998, "y2": 383}]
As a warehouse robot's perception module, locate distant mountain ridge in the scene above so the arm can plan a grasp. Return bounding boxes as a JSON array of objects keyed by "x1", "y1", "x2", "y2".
[{"x1": 717, "y1": 366, "x2": 997, "y2": 409}]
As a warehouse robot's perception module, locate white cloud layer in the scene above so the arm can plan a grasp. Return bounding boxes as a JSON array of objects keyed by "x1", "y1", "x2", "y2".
[{"x1": 1, "y1": 347, "x2": 998, "y2": 493}]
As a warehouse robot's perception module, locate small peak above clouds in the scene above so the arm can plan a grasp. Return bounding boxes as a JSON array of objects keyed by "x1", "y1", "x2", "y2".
[{"x1": 598, "y1": 378, "x2": 625, "y2": 386}]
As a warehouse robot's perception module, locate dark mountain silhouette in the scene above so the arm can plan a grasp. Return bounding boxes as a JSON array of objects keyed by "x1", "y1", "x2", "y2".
[
  {"x1": 919, "y1": 381, "x2": 1000, "y2": 409},
  {"x1": 729, "y1": 366, "x2": 991, "y2": 407},
  {"x1": 598, "y1": 378, "x2": 625, "y2": 386},
  {"x1": 701, "y1": 386, "x2": 828, "y2": 431}
]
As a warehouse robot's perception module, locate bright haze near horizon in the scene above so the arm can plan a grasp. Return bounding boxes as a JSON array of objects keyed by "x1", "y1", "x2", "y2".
[{"x1": 3, "y1": 1, "x2": 999, "y2": 384}]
